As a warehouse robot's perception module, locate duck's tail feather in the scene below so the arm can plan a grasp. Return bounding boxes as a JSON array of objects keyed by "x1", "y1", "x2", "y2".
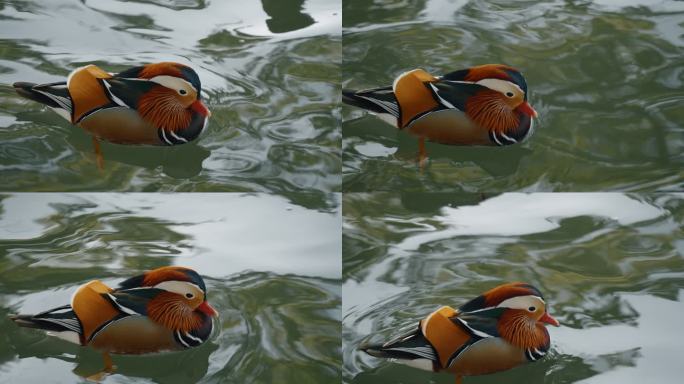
[
  {"x1": 13, "y1": 81, "x2": 73, "y2": 119},
  {"x1": 342, "y1": 87, "x2": 400, "y2": 118},
  {"x1": 9, "y1": 305, "x2": 82, "y2": 334},
  {"x1": 359, "y1": 325, "x2": 438, "y2": 362}
]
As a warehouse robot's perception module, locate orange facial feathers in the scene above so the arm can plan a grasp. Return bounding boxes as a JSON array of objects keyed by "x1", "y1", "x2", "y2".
[
  {"x1": 497, "y1": 311, "x2": 550, "y2": 350},
  {"x1": 138, "y1": 87, "x2": 193, "y2": 132},
  {"x1": 465, "y1": 91, "x2": 519, "y2": 134},
  {"x1": 146, "y1": 291, "x2": 203, "y2": 333}
]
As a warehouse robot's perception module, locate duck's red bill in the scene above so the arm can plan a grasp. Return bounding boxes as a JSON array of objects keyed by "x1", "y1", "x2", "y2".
[
  {"x1": 518, "y1": 101, "x2": 538, "y2": 119},
  {"x1": 198, "y1": 301, "x2": 218, "y2": 317},
  {"x1": 191, "y1": 100, "x2": 211, "y2": 117},
  {"x1": 540, "y1": 312, "x2": 560, "y2": 326}
]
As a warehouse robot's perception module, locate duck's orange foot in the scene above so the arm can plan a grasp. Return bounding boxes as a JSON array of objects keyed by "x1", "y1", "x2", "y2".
[
  {"x1": 83, "y1": 352, "x2": 115, "y2": 382},
  {"x1": 92, "y1": 136, "x2": 104, "y2": 170},
  {"x1": 417, "y1": 137, "x2": 428, "y2": 170}
]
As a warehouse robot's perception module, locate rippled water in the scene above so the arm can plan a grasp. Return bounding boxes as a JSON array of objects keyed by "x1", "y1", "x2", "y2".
[
  {"x1": 342, "y1": 0, "x2": 684, "y2": 192},
  {"x1": 0, "y1": 0, "x2": 341, "y2": 193},
  {"x1": 0, "y1": 193, "x2": 341, "y2": 383},
  {"x1": 343, "y1": 193, "x2": 684, "y2": 383}
]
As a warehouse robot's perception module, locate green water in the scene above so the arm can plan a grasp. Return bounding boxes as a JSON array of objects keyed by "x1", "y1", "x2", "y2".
[
  {"x1": 2, "y1": 0, "x2": 684, "y2": 383},
  {"x1": 0, "y1": 0, "x2": 341, "y2": 193},
  {"x1": 0, "y1": 193, "x2": 341, "y2": 383},
  {"x1": 342, "y1": 0, "x2": 684, "y2": 192},
  {"x1": 343, "y1": 192, "x2": 684, "y2": 383}
]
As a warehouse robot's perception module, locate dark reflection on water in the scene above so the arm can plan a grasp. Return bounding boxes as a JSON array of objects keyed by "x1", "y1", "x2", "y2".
[
  {"x1": 343, "y1": 193, "x2": 684, "y2": 383},
  {"x1": 262, "y1": 0, "x2": 315, "y2": 34},
  {"x1": 0, "y1": 193, "x2": 341, "y2": 383},
  {"x1": 0, "y1": 0, "x2": 341, "y2": 193},
  {"x1": 342, "y1": 0, "x2": 684, "y2": 192}
]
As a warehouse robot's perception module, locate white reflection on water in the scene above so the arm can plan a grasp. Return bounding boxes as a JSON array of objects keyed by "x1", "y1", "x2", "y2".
[
  {"x1": 398, "y1": 193, "x2": 665, "y2": 251},
  {"x1": 353, "y1": 142, "x2": 397, "y2": 158},
  {"x1": 0, "y1": 193, "x2": 341, "y2": 279},
  {"x1": 554, "y1": 291, "x2": 684, "y2": 384},
  {"x1": 421, "y1": 0, "x2": 468, "y2": 22}
]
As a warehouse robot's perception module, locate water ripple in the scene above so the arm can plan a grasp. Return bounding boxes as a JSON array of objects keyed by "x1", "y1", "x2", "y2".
[
  {"x1": 343, "y1": 0, "x2": 684, "y2": 192},
  {"x1": 0, "y1": 0, "x2": 341, "y2": 193},
  {"x1": 343, "y1": 193, "x2": 684, "y2": 383}
]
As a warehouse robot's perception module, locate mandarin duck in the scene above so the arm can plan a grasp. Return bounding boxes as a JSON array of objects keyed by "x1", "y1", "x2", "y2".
[
  {"x1": 343, "y1": 64, "x2": 538, "y2": 163},
  {"x1": 10, "y1": 266, "x2": 218, "y2": 377},
  {"x1": 360, "y1": 282, "x2": 559, "y2": 384},
  {"x1": 13, "y1": 62, "x2": 211, "y2": 168}
]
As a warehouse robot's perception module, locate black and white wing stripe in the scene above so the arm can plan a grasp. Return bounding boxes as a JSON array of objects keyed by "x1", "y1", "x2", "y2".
[
  {"x1": 453, "y1": 317, "x2": 497, "y2": 339},
  {"x1": 32, "y1": 85, "x2": 73, "y2": 114},
  {"x1": 525, "y1": 347, "x2": 547, "y2": 361},
  {"x1": 106, "y1": 293, "x2": 144, "y2": 315},
  {"x1": 489, "y1": 130, "x2": 518, "y2": 146},
  {"x1": 174, "y1": 330, "x2": 204, "y2": 348},
  {"x1": 427, "y1": 80, "x2": 484, "y2": 112},
  {"x1": 173, "y1": 315, "x2": 214, "y2": 349},
  {"x1": 158, "y1": 128, "x2": 188, "y2": 146},
  {"x1": 382, "y1": 331, "x2": 438, "y2": 361},
  {"x1": 103, "y1": 288, "x2": 161, "y2": 316},
  {"x1": 36, "y1": 305, "x2": 82, "y2": 333},
  {"x1": 427, "y1": 83, "x2": 459, "y2": 110},
  {"x1": 14, "y1": 304, "x2": 83, "y2": 335},
  {"x1": 358, "y1": 95, "x2": 399, "y2": 117},
  {"x1": 100, "y1": 79, "x2": 132, "y2": 108},
  {"x1": 342, "y1": 87, "x2": 400, "y2": 118}
]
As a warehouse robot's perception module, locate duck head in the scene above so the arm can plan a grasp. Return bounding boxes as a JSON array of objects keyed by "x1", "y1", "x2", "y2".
[
  {"x1": 459, "y1": 282, "x2": 559, "y2": 350},
  {"x1": 444, "y1": 64, "x2": 538, "y2": 132},
  {"x1": 117, "y1": 62, "x2": 211, "y2": 132},
  {"x1": 118, "y1": 266, "x2": 218, "y2": 332}
]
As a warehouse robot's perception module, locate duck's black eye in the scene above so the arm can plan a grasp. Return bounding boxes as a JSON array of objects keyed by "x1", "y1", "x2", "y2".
[
  {"x1": 506, "y1": 92, "x2": 514, "y2": 97},
  {"x1": 186, "y1": 293, "x2": 194, "y2": 299},
  {"x1": 179, "y1": 89, "x2": 187, "y2": 95},
  {"x1": 528, "y1": 306, "x2": 536, "y2": 312}
]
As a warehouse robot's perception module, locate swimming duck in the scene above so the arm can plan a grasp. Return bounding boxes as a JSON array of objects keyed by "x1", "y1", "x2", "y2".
[
  {"x1": 10, "y1": 266, "x2": 218, "y2": 376},
  {"x1": 360, "y1": 282, "x2": 559, "y2": 384},
  {"x1": 343, "y1": 64, "x2": 537, "y2": 162},
  {"x1": 13, "y1": 62, "x2": 211, "y2": 168}
]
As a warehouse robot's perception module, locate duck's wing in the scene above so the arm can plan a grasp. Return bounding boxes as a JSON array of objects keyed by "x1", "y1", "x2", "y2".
[{"x1": 361, "y1": 305, "x2": 496, "y2": 371}]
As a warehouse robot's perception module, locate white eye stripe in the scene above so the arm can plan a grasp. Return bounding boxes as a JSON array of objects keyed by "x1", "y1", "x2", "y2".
[
  {"x1": 153, "y1": 281, "x2": 202, "y2": 296},
  {"x1": 149, "y1": 75, "x2": 196, "y2": 93},
  {"x1": 497, "y1": 295, "x2": 545, "y2": 310},
  {"x1": 475, "y1": 78, "x2": 523, "y2": 96}
]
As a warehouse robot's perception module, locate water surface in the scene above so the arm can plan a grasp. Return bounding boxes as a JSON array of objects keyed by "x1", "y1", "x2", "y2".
[
  {"x1": 0, "y1": 0, "x2": 341, "y2": 193},
  {"x1": 0, "y1": 193, "x2": 341, "y2": 383},
  {"x1": 342, "y1": 0, "x2": 684, "y2": 192},
  {"x1": 343, "y1": 192, "x2": 684, "y2": 383}
]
